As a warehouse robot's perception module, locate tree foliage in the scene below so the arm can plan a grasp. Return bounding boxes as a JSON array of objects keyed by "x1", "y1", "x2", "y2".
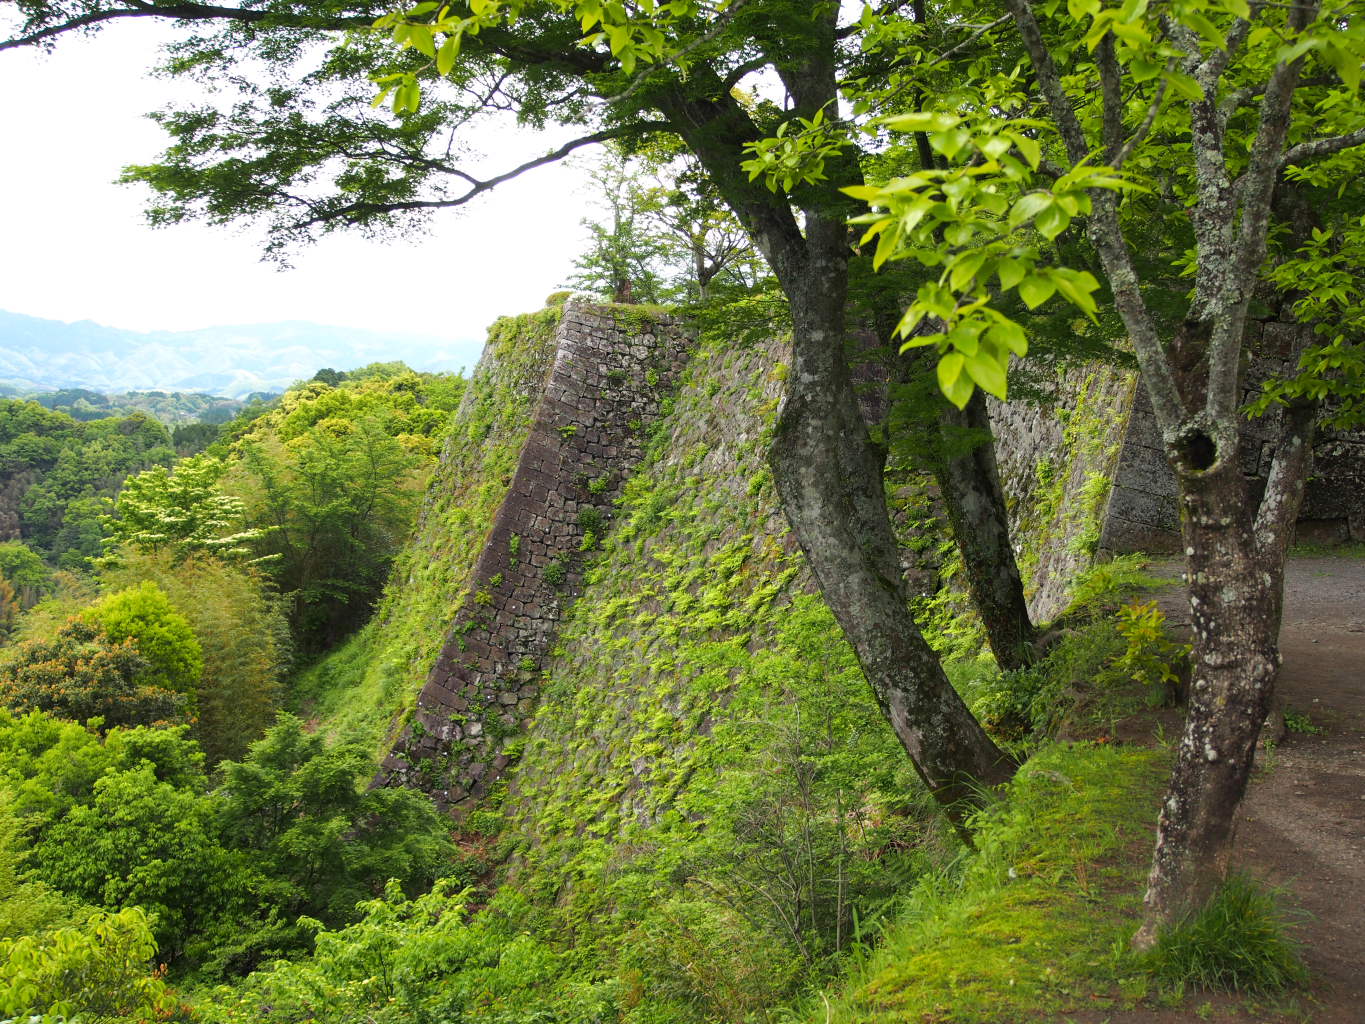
[
  {"x1": 109, "y1": 455, "x2": 262, "y2": 562},
  {"x1": 104, "y1": 550, "x2": 288, "y2": 763},
  {"x1": 0, "y1": 401, "x2": 174, "y2": 567},
  {"x1": 81, "y1": 581, "x2": 204, "y2": 698},
  {"x1": 0, "y1": 906, "x2": 176, "y2": 1023},
  {"x1": 0, "y1": 709, "x2": 455, "y2": 978},
  {"x1": 0, "y1": 618, "x2": 189, "y2": 730}
]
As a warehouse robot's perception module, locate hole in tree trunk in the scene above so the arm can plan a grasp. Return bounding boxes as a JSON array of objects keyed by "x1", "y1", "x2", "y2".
[{"x1": 1181, "y1": 430, "x2": 1217, "y2": 471}]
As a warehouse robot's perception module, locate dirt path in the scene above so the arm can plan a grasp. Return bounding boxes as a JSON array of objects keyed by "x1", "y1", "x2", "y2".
[{"x1": 1142, "y1": 556, "x2": 1365, "y2": 1023}]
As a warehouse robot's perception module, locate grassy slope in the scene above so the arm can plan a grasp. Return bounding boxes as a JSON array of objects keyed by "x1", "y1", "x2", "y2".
[
  {"x1": 290, "y1": 308, "x2": 562, "y2": 753},
  {"x1": 823, "y1": 743, "x2": 1170, "y2": 1023}
]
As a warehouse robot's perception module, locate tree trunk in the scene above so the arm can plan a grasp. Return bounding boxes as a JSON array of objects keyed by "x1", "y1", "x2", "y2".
[
  {"x1": 652, "y1": 76, "x2": 1015, "y2": 833},
  {"x1": 769, "y1": 232, "x2": 1016, "y2": 829},
  {"x1": 931, "y1": 391, "x2": 1037, "y2": 670},
  {"x1": 1133, "y1": 397, "x2": 1314, "y2": 945}
]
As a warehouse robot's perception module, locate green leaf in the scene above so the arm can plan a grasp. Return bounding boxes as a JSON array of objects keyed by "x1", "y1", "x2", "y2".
[
  {"x1": 883, "y1": 112, "x2": 959, "y2": 133},
  {"x1": 410, "y1": 27, "x2": 437, "y2": 57},
  {"x1": 1051, "y1": 269, "x2": 1101, "y2": 316},
  {"x1": 964, "y1": 352, "x2": 1008, "y2": 398},
  {"x1": 941, "y1": 363, "x2": 976, "y2": 408},
  {"x1": 931, "y1": 127, "x2": 972, "y2": 161},
  {"x1": 997, "y1": 258, "x2": 1028, "y2": 291},
  {"x1": 1007, "y1": 131, "x2": 1041, "y2": 170},
  {"x1": 437, "y1": 37, "x2": 458, "y2": 75},
  {"x1": 986, "y1": 318, "x2": 1029, "y2": 357},
  {"x1": 938, "y1": 351, "x2": 965, "y2": 391},
  {"x1": 1018, "y1": 273, "x2": 1057, "y2": 309},
  {"x1": 1164, "y1": 71, "x2": 1203, "y2": 102},
  {"x1": 1035, "y1": 202, "x2": 1070, "y2": 240},
  {"x1": 1010, "y1": 192, "x2": 1051, "y2": 228}
]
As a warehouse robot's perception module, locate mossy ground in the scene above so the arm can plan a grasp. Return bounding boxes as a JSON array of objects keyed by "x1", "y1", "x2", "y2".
[{"x1": 820, "y1": 743, "x2": 1170, "y2": 1023}]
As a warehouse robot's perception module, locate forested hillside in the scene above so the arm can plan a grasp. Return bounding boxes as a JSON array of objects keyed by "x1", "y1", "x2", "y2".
[{"x1": 0, "y1": 297, "x2": 1299, "y2": 1022}]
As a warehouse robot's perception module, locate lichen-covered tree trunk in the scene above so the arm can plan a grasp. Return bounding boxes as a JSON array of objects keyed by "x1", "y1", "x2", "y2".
[
  {"x1": 1133, "y1": 398, "x2": 1314, "y2": 944},
  {"x1": 932, "y1": 391, "x2": 1037, "y2": 670},
  {"x1": 768, "y1": 230, "x2": 1017, "y2": 825}
]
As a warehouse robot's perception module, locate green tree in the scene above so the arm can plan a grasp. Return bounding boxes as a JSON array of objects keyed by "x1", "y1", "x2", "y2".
[
  {"x1": 32, "y1": 765, "x2": 243, "y2": 959},
  {"x1": 0, "y1": 906, "x2": 175, "y2": 1022},
  {"x1": 82, "y1": 581, "x2": 204, "y2": 698},
  {"x1": 104, "y1": 551, "x2": 287, "y2": 763},
  {"x1": 232, "y1": 416, "x2": 423, "y2": 651},
  {"x1": 109, "y1": 454, "x2": 261, "y2": 562},
  {"x1": 0, "y1": 619, "x2": 188, "y2": 730},
  {"x1": 569, "y1": 152, "x2": 673, "y2": 303},
  {"x1": 0, "y1": 541, "x2": 53, "y2": 609}
]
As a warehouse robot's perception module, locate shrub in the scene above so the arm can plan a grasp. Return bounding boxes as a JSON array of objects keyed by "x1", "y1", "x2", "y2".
[
  {"x1": 0, "y1": 907, "x2": 175, "y2": 1022},
  {"x1": 1113, "y1": 601, "x2": 1189, "y2": 707},
  {"x1": 0, "y1": 618, "x2": 188, "y2": 730},
  {"x1": 1144, "y1": 873, "x2": 1308, "y2": 994}
]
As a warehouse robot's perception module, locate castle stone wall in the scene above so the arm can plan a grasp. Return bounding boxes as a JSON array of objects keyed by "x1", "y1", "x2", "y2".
[{"x1": 377, "y1": 301, "x2": 692, "y2": 812}]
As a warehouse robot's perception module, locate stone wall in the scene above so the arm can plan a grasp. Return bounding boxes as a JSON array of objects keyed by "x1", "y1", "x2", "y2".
[
  {"x1": 990, "y1": 365, "x2": 1136, "y2": 622},
  {"x1": 376, "y1": 301, "x2": 693, "y2": 812},
  {"x1": 1100, "y1": 318, "x2": 1365, "y2": 553}
]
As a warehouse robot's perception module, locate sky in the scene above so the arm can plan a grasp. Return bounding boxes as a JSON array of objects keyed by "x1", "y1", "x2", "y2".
[{"x1": 0, "y1": 20, "x2": 595, "y2": 344}]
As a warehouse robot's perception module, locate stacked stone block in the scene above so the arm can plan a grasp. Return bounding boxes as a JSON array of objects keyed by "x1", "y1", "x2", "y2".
[{"x1": 376, "y1": 301, "x2": 693, "y2": 812}]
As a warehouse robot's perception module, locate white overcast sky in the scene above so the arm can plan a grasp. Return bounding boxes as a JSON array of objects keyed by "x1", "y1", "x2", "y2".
[{"x1": 0, "y1": 21, "x2": 594, "y2": 342}]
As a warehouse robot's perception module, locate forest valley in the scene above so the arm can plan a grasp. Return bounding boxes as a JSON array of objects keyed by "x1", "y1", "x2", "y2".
[{"x1": 2, "y1": 0, "x2": 1364, "y2": 1020}]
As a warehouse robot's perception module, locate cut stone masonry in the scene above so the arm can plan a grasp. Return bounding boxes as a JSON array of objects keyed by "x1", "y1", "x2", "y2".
[{"x1": 376, "y1": 300, "x2": 692, "y2": 812}]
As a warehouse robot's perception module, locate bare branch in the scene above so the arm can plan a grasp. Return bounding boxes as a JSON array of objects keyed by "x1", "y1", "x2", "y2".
[
  {"x1": 1282, "y1": 126, "x2": 1365, "y2": 166},
  {"x1": 292, "y1": 122, "x2": 670, "y2": 230}
]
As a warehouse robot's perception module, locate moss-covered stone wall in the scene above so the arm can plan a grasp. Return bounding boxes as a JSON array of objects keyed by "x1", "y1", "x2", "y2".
[
  {"x1": 990, "y1": 366, "x2": 1135, "y2": 622},
  {"x1": 377, "y1": 301, "x2": 693, "y2": 811}
]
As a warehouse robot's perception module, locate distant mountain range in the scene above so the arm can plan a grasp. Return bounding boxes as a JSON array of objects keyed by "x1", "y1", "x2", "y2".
[{"x1": 0, "y1": 310, "x2": 485, "y2": 399}]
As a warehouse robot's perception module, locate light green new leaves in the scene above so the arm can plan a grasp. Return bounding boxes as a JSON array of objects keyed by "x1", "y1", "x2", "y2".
[
  {"x1": 847, "y1": 113, "x2": 1124, "y2": 408},
  {"x1": 740, "y1": 108, "x2": 852, "y2": 193},
  {"x1": 375, "y1": 0, "x2": 719, "y2": 97}
]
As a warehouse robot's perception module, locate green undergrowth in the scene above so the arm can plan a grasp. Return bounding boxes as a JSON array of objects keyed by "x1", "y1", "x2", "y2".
[
  {"x1": 814, "y1": 742, "x2": 1171, "y2": 1024},
  {"x1": 1143, "y1": 873, "x2": 1308, "y2": 996},
  {"x1": 289, "y1": 308, "x2": 563, "y2": 752}
]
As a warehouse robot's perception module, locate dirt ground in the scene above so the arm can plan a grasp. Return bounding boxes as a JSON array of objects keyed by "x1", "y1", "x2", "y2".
[{"x1": 1080, "y1": 556, "x2": 1365, "y2": 1023}]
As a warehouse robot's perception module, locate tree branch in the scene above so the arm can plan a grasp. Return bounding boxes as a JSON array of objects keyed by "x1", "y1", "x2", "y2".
[
  {"x1": 1254, "y1": 396, "x2": 1316, "y2": 557},
  {"x1": 1282, "y1": 126, "x2": 1365, "y2": 167},
  {"x1": 292, "y1": 122, "x2": 669, "y2": 229},
  {"x1": 1112, "y1": 69, "x2": 1171, "y2": 169},
  {"x1": 1001, "y1": 0, "x2": 1187, "y2": 428},
  {"x1": 1099, "y1": 36, "x2": 1124, "y2": 161},
  {"x1": 1, "y1": 2, "x2": 369, "y2": 51},
  {"x1": 1207, "y1": 0, "x2": 1319, "y2": 421}
]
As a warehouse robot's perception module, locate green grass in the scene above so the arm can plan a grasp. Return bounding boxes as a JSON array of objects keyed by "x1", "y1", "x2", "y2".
[
  {"x1": 814, "y1": 743, "x2": 1170, "y2": 1023},
  {"x1": 1143, "y1": 873, "x2": 1308, "y2": 995}
]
